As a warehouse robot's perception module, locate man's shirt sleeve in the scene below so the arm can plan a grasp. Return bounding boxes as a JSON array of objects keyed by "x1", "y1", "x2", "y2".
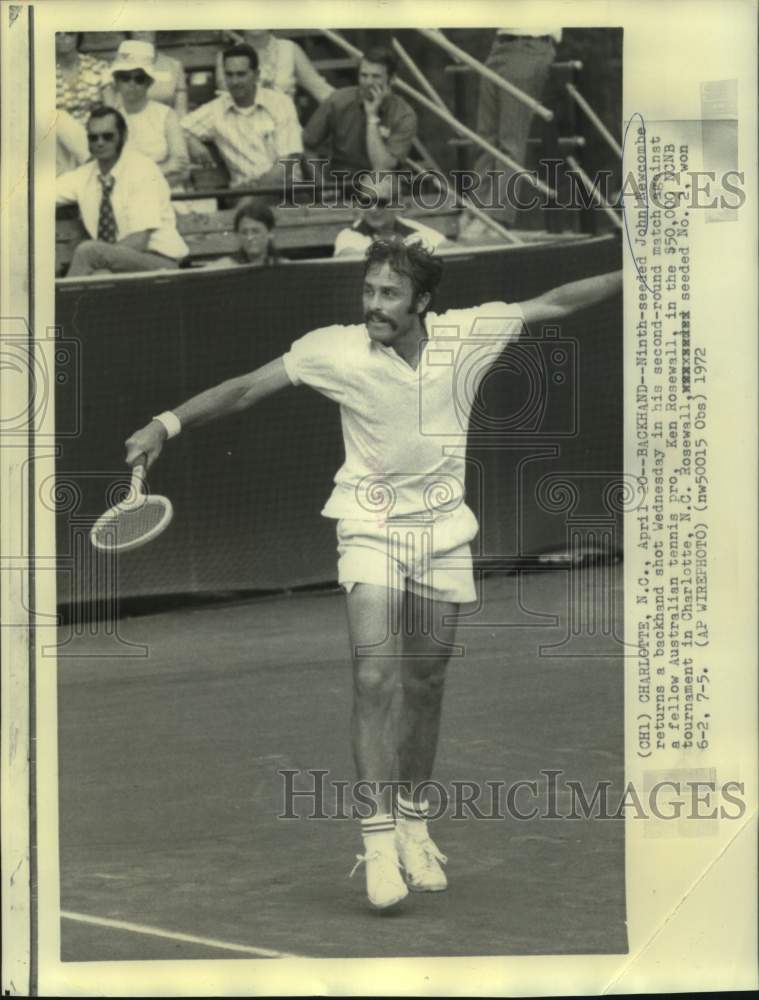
[
  {"x1": 333, "y1": 227, "x2": 368, "y2": 256},
  {"x1": 120, "y1": 159, "x2": 171, "y2": 236},
  {"x1": 274, "y1": 93, "x2": 304, "y2": 156},
  {"x1": 181, "y1": 101, "x2": 216, "y2": 142},
  {"x1": 281, "y1": 324, "x2": 347, "y2": 402},
  {"x1": 465, "y1": 302, "x2": 526, "y2": 346},
  {"x1": 385, "y1": 105, "x2": 418, "y2": 161},
  {"x1": 303, "y1": 95, "x2": 333, "y2": 149},
  {"x1": 56, "y1": 164, "x2": 83, "y2": 205},
  {"x1": 435, "y1": 302, "x2": 525, "y2": 396}
]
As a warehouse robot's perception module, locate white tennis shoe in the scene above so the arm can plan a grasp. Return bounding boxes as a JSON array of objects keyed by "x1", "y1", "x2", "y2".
[
  {"x1": 396, "y1": 823, "x2": 448, "y2": 892},
  {"x1": 350, "y1": 840, "x2": 409, "y2": 909}
]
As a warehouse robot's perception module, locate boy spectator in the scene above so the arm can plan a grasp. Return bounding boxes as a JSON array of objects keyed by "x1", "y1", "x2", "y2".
[{"x1": 334, "y1": 174, "x2": 448, "y2": 256}]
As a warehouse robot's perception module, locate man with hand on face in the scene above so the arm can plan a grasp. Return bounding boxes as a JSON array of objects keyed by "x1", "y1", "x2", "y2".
[
  {"x1": 303, "y1": 46, "x2": 417, "y2": 187},
  {"x1": 56, "y1": 106, "x2": 188, "y2": 276},
  {"x1": 181, "y1": 43, "x2": 303, "y2": 189}
]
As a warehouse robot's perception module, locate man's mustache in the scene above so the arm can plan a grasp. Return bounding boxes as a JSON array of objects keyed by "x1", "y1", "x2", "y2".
[{"x1": 365, "y1": 312, "x2": 397, "y2": 329}]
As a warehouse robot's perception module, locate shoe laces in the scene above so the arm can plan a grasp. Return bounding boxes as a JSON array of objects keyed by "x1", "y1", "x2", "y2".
[
  {"x1": 401, "y1": 835, "x2": 448, "y2": 868},
  {"x1": 349, "y1": 849, "x2": 403, "y2": 879}
]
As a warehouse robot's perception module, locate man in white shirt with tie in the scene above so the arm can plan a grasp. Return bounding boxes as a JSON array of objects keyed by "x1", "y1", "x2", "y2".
[{"x1": 56, "y1": 106, "x2": 188, "y2": 276}]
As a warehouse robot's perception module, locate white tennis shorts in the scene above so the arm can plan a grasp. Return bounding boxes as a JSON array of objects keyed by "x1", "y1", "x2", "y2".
[{"x1": 336, "y1": 504, "x2": 479, "y2": 604}]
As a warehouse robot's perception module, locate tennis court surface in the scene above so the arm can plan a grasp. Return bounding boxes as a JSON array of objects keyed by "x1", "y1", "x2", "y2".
[{"x1": 58, "y1": 567, "x2": 628, "y2": 960}]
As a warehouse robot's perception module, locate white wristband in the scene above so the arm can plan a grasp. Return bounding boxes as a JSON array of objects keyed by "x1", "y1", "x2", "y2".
[{"x1": 152, "y1": 410, "x2": 182, "y2": 439}]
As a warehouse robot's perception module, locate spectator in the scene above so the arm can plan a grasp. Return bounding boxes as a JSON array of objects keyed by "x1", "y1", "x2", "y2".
[
  {"x1": 124, "y1": 31, "x2": 188, "y2": 117},
  {"x1": 333, "y1": 174, "x2": 448, "y2": 257},
  {"x1": 303, "y1": 46, "x2": 416, "y2": 186},
  {"x1": 109, "y1": 39, "x2": 189, "y2": 186},
  {"x1": 463, "y1": 28, "x2": 561, "y2": 234},
  {"x1": 217, "y1": 30, "x2": 333, "y2": 104},
  {"x1": 56, "y1": 106, "x2": 188, "y2": 277},
  {"x1": 56, "y1": 31, "x2": 110, "y2": 124},
  {"x1": 182, "y1": 44, "x2": 303, "y2": 189},
  {"x1": 203, "y1": 200, "x2": 280, "y2": 269},
  {"x1": 56, "y1": 108, "x2": 89, "y2": 176}
]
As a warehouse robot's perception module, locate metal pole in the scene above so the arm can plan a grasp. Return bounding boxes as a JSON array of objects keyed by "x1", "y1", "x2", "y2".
[
  {"x1": 406, "y1": 157, "x2": 522, "y2": 244},
  {"x1": 318, "y1": 29, "x2": 553, "y2": 208},
  {"x1": 566, "y1": 155, "x2": 623, "y2": 229},
  {"x1": 420, "y1": 28, "x2": 554, "y2": 122},
  {"x1": 391, "y1": 37, "x2": 447, "y2": 110},
  {"x1": 566, "y1": 83, "x2": 623, "y2": 159},
  {"x1": 320, "y1": 28, "x2": 362, "y2": 60},
  {"x1": 398, "y1": 79, "x2": 556, "y2": 198}
]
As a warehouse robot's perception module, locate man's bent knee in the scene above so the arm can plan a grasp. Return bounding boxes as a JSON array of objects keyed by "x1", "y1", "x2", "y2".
[
  {"x1": 402, "y1": 662, "x2": 448, "y2": 702},
  {"x1": 71, "y1": 239, "x2": 105, "y2": 267},
  {"x1": 353, "y1": 658, "x2": 398, "y2": 703}
]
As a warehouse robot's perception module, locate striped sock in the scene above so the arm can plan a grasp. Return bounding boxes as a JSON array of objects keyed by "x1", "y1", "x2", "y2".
[
  {"x1": 360, "y1": 813, "x2": 396, "y2": 845},
  {"x1": 396, "y1": 793, "x2": 431, "y2": 826}
]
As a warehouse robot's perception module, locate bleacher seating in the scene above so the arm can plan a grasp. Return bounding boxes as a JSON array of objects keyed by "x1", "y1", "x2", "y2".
[
  {"x1": 55, "y1": 204, "x2": 462, "y2": 274},
  {"x1": 78, "y1": 30, "x2": 357, "y2": 113},
  {"x1": 57, "y1": 29, "x2": 622, "y2": 260}
]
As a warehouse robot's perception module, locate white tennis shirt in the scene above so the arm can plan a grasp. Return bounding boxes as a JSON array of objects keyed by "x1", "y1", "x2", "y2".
[{"x1": 282, "y1": 303, "x2": 525, "y2": 520}]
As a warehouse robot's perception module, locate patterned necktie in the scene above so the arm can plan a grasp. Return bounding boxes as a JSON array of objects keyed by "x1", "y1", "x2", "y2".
[{"x1": 97, "y1": 174, "x2": 117, "y2": 243}]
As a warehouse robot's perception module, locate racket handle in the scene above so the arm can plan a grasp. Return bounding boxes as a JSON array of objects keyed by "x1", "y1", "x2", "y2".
[{"x1": 124, "y1": 463, "x2": 147, "y2": 509}]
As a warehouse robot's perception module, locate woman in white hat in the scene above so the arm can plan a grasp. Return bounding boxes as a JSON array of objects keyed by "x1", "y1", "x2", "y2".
[
  {"x1": 108, "y1": 39, "x2": 189, "y2": 187},
  {"x1": 123, "y1": 31, "x2": 188, "y2": 117}
]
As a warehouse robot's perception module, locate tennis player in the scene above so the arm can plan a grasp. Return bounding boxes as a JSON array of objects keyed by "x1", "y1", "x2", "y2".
[{"x1": 125, "y1": 239, "x2": 622, "y2": 910}]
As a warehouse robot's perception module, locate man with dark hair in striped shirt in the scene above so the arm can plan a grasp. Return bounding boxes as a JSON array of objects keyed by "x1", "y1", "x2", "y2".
[{"x1": 182, "y1": 43, "x2": 303, "y2": 188}]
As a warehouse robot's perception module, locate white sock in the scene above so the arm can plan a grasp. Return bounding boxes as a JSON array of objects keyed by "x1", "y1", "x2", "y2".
[
  {"x1": 360, "y1": 813, "x2": 396, "y2": 849},
  {"x1": 396, "y1": 793, "x2": 431, "y2": 837}
]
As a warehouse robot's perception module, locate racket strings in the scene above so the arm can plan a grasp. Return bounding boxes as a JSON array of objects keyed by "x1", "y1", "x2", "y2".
[{"x1": 91, "y1": 498, "x2": 171, "y2": 550}]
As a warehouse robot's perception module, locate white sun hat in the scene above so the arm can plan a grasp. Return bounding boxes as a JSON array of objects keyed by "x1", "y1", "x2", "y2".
[{"x1": 110, "y1": 39, "x2": 169, "y2": 82}]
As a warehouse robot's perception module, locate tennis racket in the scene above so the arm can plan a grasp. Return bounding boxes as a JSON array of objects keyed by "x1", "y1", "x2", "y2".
[{"x1": 89, "y1": 463, "x2": 174, "y2": 553}]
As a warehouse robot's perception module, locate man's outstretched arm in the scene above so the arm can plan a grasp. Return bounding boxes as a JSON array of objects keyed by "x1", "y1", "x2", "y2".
[
  {"x1": 519, "y1": 269, "x2": 622, "y2": 326},
  {"x1": 124, "y1": 357, "x2": 292, "y2": 470}
]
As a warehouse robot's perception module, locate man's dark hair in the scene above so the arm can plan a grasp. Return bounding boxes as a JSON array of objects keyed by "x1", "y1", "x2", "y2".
[
  {"x1": 364, "y1": 238, "x2": 443, "y2": 317},
  {"x1": 222, "y1": 43, "x2": 259, "y2": 72},
  {"x1": 87, "y1": 105, "x2": 128, "y2": 153},
  {"x1": 361, "y1": 46, "x2": 398, "y2": 78},
  {"x1": 234, "y1": 199, "x2": 275, "y2": 232}
]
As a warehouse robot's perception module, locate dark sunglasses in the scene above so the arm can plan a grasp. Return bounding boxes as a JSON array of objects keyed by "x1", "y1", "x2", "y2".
[
  {"x1": 375, "y1": 199, "x2": 392, "y2": 208},
  {"x1": 114, "y1": 71, "x2": 150, "y2": 85},
  {"x1": 87, "y1": 131, "x2": 117, "y2": 143}
]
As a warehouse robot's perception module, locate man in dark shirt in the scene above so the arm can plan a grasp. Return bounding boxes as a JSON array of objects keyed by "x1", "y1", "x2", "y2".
[{"x1": 303, "y1": 46, "x2": 417, "y2": 186}]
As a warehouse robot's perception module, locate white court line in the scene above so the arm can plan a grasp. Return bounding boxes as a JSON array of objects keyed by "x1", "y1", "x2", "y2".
[{"x1": 61, "y1": 910, "x2": 307, "y2": 960}]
